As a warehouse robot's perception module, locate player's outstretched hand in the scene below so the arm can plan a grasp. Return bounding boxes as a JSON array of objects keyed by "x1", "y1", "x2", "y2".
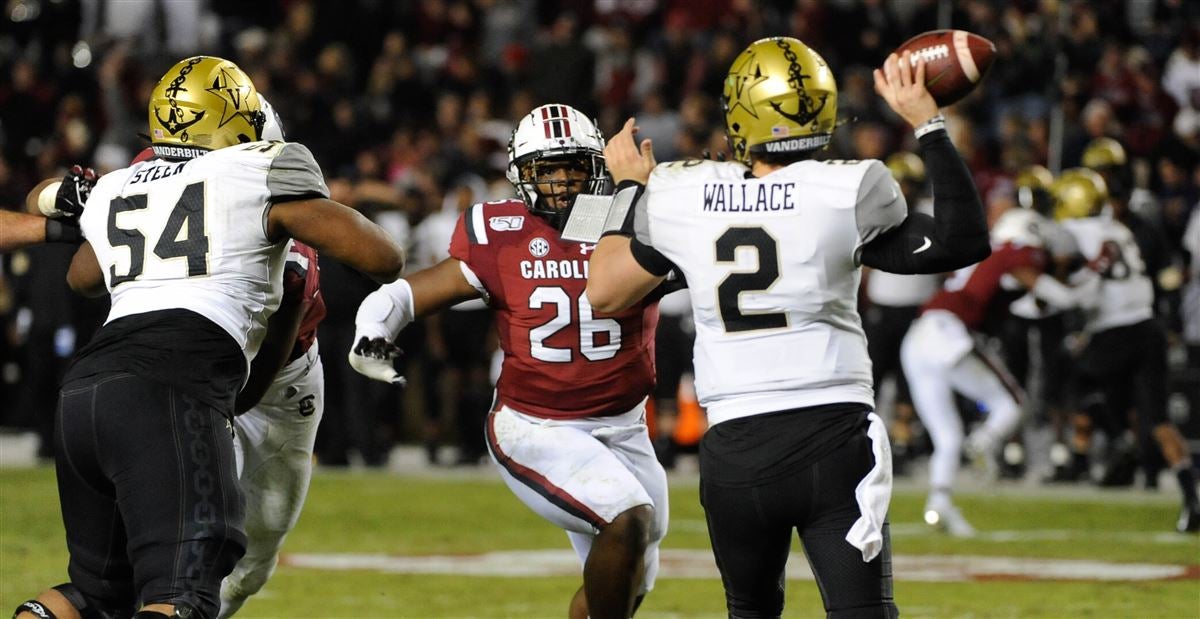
[
  {"x1": 604, "y1": 118, "x2": 656, "y2": 185},
  {"x1": 53, "y1": 165, "x2": 98, "y2": 218},
  {"x1": 348, "y1": 336, "x2": 408, "y2": 386},
  {"x1": 873, "y1": 52, "x2": 939, "y2": 129}
]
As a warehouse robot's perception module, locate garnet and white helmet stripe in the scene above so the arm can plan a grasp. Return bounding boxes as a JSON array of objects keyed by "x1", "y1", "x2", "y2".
[{"x1": 540, "y1": 105, "x2": 575, "y2": 139}]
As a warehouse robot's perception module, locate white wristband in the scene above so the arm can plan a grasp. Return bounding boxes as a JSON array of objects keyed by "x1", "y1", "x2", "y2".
[
  {"x1": 37, "y1": 181, "x2": 64, "y2": 217},
  {"x1": 355, "y1": 278, "x2": 415, "y2": 340},
  {"x1": 914, "y1": 114, "x2": 946, "y2": 139}
]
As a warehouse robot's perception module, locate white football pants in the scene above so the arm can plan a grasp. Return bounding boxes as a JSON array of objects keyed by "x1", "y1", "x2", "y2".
[
  {"x1": 901, "y1": 311, "x2": 1023, "y2": 493},
  {"x1": 219, "y1": 343, "x2": 324, "y2": 618},
  {"x1": 486, "y1": 399, "x2": 669, "y2": 595}
]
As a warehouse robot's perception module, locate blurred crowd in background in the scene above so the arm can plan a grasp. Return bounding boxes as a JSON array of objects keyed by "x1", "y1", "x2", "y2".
[{"x1": 2, "y1": 0, "x2": 1199, "y2": 476}]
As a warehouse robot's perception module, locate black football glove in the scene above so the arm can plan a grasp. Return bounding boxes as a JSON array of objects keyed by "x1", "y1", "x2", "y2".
[{"x1": 52, "y1": 165, "x2": 98, "y2": 218}]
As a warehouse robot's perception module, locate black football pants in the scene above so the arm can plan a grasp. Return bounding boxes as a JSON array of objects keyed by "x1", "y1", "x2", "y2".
[
  {"x1": 55, "y1": 371, "x2": 245, "y2": 618},
  {"x1": 700, "y1": 431, "x2": 898, "y2": 619}
]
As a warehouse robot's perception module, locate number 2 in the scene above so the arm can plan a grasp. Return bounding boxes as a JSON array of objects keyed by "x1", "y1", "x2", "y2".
[
  {"x1": 107, "y1": 181, "x2": 210, "y2": 286},
  {"x1": 528, "y1": 286, "x2": 621, "y2": 362},
  {"x1": 715, "y1": 227, "x2": 787, "y2": 333}
]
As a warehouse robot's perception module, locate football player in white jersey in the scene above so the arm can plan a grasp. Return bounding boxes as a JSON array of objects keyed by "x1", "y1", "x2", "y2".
[
  {"x1": 587, "y1": 38, "x2": 990, "y2": 617},
  {"x1": 14, "y1": 57, "x2": 404, "y2": 619},
  {"x1": 1052, "y1": 169, "x2": 1200, "y2": 533}
]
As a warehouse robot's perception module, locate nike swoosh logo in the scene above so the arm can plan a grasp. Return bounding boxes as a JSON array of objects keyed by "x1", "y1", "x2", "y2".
[{"x1": 912, "y1": 236, "x2": 932, "y2": 254}]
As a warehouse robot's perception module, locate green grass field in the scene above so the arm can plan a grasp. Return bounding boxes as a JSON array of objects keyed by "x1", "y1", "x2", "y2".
[{"x1": 3, "y1": 466, "x2": 1197, "y2": 618}]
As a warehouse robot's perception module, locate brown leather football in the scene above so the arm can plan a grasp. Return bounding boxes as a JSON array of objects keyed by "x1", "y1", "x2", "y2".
[{"x1": 894, "y1": 30, "x2": 996, "y2": 107}]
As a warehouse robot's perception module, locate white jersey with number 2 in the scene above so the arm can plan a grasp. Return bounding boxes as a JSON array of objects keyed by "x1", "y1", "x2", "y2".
[
  {"x1": 634, "y1": 158, "x2": 907, "y2": 426},
  {"x1": 79, "y1": 141, "x2": 329, "y2": 363}
]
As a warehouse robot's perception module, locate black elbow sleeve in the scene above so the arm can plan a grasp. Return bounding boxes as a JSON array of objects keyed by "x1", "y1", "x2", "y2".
[{"x1": 919, "y1": 128, "x2": 988, "y2": 252}]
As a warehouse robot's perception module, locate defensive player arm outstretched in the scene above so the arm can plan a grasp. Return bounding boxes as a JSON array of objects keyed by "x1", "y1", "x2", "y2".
[
  {"x1": 349, "y1": 256, "x2": 482, "y2": 383},
  {"x1": 267, "y1": 198, "x2": 405, "y2": 283},
  {"x1": 859, "y1": 52, "x2": 990, "y2": 274}
]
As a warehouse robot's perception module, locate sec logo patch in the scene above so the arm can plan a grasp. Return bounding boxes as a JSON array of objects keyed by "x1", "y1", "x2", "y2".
[{"x1": 528, "y1": 237, "x2": 550, "y2": 257}]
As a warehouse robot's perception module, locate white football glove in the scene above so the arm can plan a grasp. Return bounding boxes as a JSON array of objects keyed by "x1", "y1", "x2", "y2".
[
  {"x1": 349, "y1": 279, "x2": 416, "y2": 385},
  {"x1": 348, "y1": 336, "x2": 407, "y2": 386}
]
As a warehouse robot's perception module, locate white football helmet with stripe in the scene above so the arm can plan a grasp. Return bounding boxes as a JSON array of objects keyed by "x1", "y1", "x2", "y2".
[{"x1": 506, "y1": 104, "x2": 609, "y2": 228}]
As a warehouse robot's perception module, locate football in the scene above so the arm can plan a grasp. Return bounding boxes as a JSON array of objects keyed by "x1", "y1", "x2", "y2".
[{"x1": 894, "y1": 29, "x2": 996, "y2": 107}]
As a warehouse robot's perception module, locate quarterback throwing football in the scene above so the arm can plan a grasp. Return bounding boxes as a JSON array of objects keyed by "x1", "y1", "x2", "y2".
[{"x1": 587, "y1": 38, "x2": 991, "y2": 618}]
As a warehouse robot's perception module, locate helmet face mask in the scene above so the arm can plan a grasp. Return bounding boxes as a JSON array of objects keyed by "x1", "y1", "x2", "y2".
[
  {"x1": 148, "y1": 56, "x2": 265, "y2": 159},
  {"x1": 506, "y1": 104, "x2": 610, "y2": 230},
  {"x1": 722, "y1": 37, "x2": 838, "y2": 166}
]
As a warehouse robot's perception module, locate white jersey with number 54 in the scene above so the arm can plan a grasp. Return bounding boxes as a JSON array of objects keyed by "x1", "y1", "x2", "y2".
[
  {"x1": 79, "y1": 141, "x2": 329, "y2": 362},
  {"x1": 636, "y1": 159, "x2": 906, "y2": 425}
]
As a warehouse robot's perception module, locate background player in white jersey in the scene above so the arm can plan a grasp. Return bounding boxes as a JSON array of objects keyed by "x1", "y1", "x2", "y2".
[
  {"x1": 1052, "y1": 169, "x2": 1200, "y2": 533},
  {"x1": 349, "y1": 104, "x2": 669, "y2": 619},
  {"x1": 1000, "y1": 166, "x2": 1084, "y2": 483},
  {"x1": 14, "y1": 57, "x2": 404, "y2": 619},
  {"x1": 587, "y1": 38, "x2": 990, "y2": 618}
]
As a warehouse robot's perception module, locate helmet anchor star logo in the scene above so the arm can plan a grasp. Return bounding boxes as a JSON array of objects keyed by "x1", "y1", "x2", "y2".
[
  {"x1": 726, "y1": 53, "x2": 769, "y2": 119},
  {"x1": 207, "y1": 68, "x2": 252, "y2": 128}
]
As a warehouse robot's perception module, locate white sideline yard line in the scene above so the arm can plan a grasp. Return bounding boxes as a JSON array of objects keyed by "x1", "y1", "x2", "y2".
[
  {"x1": 667, "y1": 519, "x2": 1194, "y2": 544},
  {"x1": 281, "y1": 549, "x2": 1198, "y2": 582}
]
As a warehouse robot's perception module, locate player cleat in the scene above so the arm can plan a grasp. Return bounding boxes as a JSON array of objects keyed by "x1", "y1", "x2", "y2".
[
  {"x1": 924, "y1": 500, "x2": 977, "y2": 538},
  {"x1": 963, "y1": 431, "x2": 998, "y2": 479},
  {"x1": 1178, "y1": 506, "x2": 1200, "y2": 534}
]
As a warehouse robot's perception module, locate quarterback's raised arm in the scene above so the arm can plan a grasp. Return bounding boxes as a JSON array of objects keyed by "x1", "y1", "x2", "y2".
[
  {"x1": 860, "y1": 53, "x2": 990, "y2": 274},
  {"x1": 587, "y1": 119, "x2": 670, "y2": 313},
  {"x1": 268, "y1": 197, "x2": 404, "y2": 283}
]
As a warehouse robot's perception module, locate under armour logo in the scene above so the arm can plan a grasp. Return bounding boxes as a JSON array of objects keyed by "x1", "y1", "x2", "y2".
[{"x1": 579, "y1": 243, "x2": 596, "y2": 255}]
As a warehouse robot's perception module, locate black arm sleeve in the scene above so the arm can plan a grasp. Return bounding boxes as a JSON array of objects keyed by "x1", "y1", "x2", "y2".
[{"x1": 860, "y1": 128, "x2": 990, "y2": 274}]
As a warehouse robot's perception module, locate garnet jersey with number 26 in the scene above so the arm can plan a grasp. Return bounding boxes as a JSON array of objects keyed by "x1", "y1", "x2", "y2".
[{"x1": 450, "y1": 199, "x2": 658, "y2": 420}]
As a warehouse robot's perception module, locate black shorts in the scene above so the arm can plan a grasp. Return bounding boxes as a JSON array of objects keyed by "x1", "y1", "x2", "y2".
[
  {"x1": 699, "y1": 405, "x2": 897, "y2": 618},
  {"x1": 1076, "y1": 318, "x2": 1169, "y2": 429},
  {"x1": 55, "y1": 371, "x2": 246, "y2": 617}
]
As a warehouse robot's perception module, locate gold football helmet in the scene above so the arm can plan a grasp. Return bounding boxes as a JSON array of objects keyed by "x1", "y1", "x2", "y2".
[
  {"x1": 1014, "y1": 164, "x2": 1054, "y2": 214},
  {"x1": 886, "y1": 152, "x2": 925, "y2": 184},
  {"x1": 148, "y1": 56, "x2": 265, "y2": 158},
  {"x1": 1082, "y1": 137, "x2": 1127, "y2": 170},
  {"x1": 1052, "y1": 168, "x2": 1108, "y2": 221},
  {"x1": 722, "y1": 37, "x2": 838, "y2": 165}
]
